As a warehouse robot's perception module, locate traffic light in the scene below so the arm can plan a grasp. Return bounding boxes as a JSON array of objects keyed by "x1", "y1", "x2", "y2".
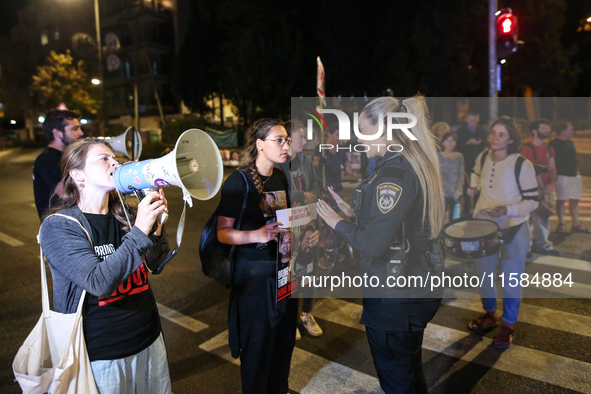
[{"x1": 496, "y1": 8, "x2": 518, "y2": 60}]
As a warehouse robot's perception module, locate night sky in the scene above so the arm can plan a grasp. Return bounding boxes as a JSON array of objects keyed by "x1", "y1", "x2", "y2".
[{"x1": 0, "y1": 0, "x2": 30, "y2": 36}]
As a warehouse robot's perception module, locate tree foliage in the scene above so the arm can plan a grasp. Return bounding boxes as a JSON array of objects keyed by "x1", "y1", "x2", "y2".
[
  {"x1": 174, "y1": 0, "x2": 578, "y2": 123},
  {"x1": 31, "y1": 50, "x2": 99, "y2": 114}
]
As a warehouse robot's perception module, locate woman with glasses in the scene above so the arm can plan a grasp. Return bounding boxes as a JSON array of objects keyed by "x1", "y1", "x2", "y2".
[
  {"x1": 275, "y1": 120, "x2": 323, "y2": 339},
  {"x1": 216, "y1": 118, "x2": 297, "y2": 394}
]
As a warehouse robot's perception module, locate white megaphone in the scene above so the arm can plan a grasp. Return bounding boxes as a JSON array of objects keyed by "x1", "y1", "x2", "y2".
[
  {"x1": 113, "y1": 129, "x2": 223, "y2": 209},
  {"x1": 104, "y1": 127, "x2": 143, "y2": 161}
]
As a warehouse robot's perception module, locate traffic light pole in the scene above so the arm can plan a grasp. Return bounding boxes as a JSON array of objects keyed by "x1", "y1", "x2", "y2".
[
  {"x1": 94, "y1": 0, "x2": 106, "y2": 135},
  {"x1": 489, "y1": 0, "x2": 498, "y2": 122}
]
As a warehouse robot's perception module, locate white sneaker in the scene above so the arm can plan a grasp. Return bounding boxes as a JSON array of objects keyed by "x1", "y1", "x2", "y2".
[
  {"x1": 295, "y1": 327, "x2": 301, "y2": 340},
  {"x1": 301, "y1": 312, "x2": 323, "y2": 337}
]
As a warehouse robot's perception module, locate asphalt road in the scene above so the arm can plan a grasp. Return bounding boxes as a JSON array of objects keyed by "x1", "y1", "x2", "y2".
[{"x1": 0, "y1": 147, "x2": 590, "y2": 394}]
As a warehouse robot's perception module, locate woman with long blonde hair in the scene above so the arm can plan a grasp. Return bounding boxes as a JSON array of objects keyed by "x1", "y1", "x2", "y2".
[{"x1": 318, "y1": 95, "x2": 445, "y2": 393}]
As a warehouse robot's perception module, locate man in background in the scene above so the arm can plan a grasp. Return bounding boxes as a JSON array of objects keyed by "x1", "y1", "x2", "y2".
[
  {"x1": 33, "y1": 108, "x2": 83, "y2": 220},
  {"x1": 550, "y1": 122, "x2": 589, "y2": 234},
  {"x1": 456, "y1": 110, "x2": 487, "y2": 214},
  {"x1": 521, "y1": 119, "x2": 561, "y2": 256}
]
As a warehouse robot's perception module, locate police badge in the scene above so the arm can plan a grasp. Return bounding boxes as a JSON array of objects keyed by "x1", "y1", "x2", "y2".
[{"x1": 376, "y1": 183, "x2": 402, "y2": 214}]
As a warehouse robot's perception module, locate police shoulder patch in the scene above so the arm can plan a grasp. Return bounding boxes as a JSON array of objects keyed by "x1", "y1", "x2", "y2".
[{"x1": 376, "y1": 182, "x2": 403, "y2": 214}]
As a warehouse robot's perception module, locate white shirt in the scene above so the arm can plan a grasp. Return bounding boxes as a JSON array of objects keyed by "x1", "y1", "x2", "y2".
[{"x1": 470, "y1": 151, "x2": 539, "y2": 229}]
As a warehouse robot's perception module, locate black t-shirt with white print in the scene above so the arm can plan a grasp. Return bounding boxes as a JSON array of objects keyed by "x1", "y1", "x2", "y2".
[
  {"x1": 83, "y1": 211, "x2": 161, "y2": 361},
  {"x1": 218, "y1": 168, "x2": 290, "y2": 261}
]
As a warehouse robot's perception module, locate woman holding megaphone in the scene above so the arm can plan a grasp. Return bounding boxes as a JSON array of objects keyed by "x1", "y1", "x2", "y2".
[
  {"x1": 39, "y1": 139, "x2": 172, "y2": 393},
  {"x1": 216, "y1": 118, "x2": 297, "y2": 394}
]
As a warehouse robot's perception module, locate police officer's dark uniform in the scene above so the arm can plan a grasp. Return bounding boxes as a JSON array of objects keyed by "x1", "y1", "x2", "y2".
[{"x1": 334, "y1": 150, "x2": 444, "y2": 394}]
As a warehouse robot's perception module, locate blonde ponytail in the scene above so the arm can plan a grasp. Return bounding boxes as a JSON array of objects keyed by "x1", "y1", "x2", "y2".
[{"x1": 362, "y1": 96, "x2": 445, "y2": 238}]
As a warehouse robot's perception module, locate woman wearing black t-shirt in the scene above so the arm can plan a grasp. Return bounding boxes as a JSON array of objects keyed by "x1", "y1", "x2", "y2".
[
  {"x1": 39, "y1": 139, "x2": 171, "y2": 393},
  {"x1": 217, "y1": 118, "x2": 297, "y2": 394}
]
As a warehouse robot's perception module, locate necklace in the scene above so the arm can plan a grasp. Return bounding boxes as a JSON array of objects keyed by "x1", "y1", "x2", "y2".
[{"x1": 262, "y1": 172, "x2": 273, "y2": 184}]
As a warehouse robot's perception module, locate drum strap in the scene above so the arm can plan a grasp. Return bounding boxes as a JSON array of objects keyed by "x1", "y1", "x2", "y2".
[{"x1": 499, "y1": 222, "x2": 525, "y2": 244}]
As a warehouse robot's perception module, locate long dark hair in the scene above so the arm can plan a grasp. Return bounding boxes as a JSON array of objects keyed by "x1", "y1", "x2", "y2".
[
  {"x1": 44, "y1": 139, "x2": 134, "y2": 229},
  {"x1": 239, "y1": 118, "x2": 284, "y2": 194}
]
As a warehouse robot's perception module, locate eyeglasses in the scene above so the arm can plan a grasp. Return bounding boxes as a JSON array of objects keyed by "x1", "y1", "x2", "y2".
[{"x1": 265, "y1": 138, "x2": 291, "y2": 147}]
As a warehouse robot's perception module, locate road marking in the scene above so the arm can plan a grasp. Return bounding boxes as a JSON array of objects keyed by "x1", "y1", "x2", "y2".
[
  {"x1": 0, "y1": 148, "x2": 19, "y2": 159},
  {"x1": 0, "y1": 231, "x2": 25, "y2": 247},
  {"x1": 447, "y1": 256, "x2": 591, "y2": 274},
  {"x1": 314, "y1": 298, "x2": 591, "y2": 393},
  {"x1": 423, "y1": 322, "x2": 591, "y2": 393},
  {"x1": 443, "y1": 289, "x2": 591, "y2": 337},
  {"x1": 198, "y1": 329, "x2": 382, "y2": 393},
  {"x1": 444, "y1": 259, "x2": 591, "y2": 298},
  {"x1": 530, "y1": 255, "x2": 591, "y2": 273},
  {"x1": 156, "y1": 303, "x2": 209, "y2": 333}
]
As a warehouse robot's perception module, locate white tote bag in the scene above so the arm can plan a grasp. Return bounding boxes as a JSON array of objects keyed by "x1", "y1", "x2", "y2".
[{"x1": 13, "y1": 215, "x2": 99, "y2": 394}]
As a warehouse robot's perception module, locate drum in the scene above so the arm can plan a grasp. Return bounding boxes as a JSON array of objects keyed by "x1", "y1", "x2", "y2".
[{"x1": 442, "y1": 219, "x2": 501, "y2": 258}]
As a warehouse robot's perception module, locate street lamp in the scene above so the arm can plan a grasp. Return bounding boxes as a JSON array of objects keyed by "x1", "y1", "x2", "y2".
[{"x1": 91, "y1": 78, "x2": 101, "y2": 85}]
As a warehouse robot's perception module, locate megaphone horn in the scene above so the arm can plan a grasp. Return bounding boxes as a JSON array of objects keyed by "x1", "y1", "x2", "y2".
[
  {"x1": 113, "y1": 129, "x2": 223, "y2": 205},
  {"x1": 104, "y1": 126, "x2": 142, "y2": 161}
]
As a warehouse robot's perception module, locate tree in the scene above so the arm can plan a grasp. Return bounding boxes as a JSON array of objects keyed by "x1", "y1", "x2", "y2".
[{"x1": 30, "y1": 50, "x2": 99, "y2": 113}]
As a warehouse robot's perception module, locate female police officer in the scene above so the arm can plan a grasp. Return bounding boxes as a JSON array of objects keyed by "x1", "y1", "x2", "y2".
[{"x1": 317, "y1": 96, "x2": 445, "y2": 394}]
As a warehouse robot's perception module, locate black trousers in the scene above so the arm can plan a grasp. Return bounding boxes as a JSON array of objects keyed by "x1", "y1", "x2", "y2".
[
  {"x1": 363, "y1": 298, "x2": 441, "y2": 394},
  {"x1": 235, "y1": 276, "x2": 299, "y2": 394},
  {"x1": 366, "y1": 327, "x2": 427, "y2": 394}
]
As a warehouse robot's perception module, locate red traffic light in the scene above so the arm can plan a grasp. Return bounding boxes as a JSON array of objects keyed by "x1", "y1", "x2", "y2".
[
  {"x1": 496, "y1": 11, "x2": 517, "y2": 37},
  {"x1": 496, "y1": 9, "x2": 519, "y2": 59},
  {"x1": 501, "y1": 17, "x2": 513, "y2": 33}
]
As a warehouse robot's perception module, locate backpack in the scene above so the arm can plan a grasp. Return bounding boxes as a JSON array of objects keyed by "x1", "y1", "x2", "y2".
[
  {"x1": 479, "y1": 150, "x2": 536, "y2": 200},
  {"x1": 199, "y1": 171, "x2": 250, "y2": 287},
  {"x1": 523, "y1": 142, "x2": 550, "y2": 177}
]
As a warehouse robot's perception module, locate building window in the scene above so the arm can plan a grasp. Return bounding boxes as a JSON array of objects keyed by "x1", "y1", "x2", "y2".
[
  {"x1": 124, "y1": 59, "x2": 131, "y2": 79},
  {"x1": 54, "y1": 31, "x2": 60, "y2": 41},
  {"x1": 152, "y1": 61, "x2": 158, "y2": 75},
  {"x1": 41, "y1": 31, "x2": 49, "y2": 46}
]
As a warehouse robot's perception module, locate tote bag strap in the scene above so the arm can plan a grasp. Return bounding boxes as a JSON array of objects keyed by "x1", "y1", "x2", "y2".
[{"x1": 38, "y1": 214, "x2": 93, "y2": 317}]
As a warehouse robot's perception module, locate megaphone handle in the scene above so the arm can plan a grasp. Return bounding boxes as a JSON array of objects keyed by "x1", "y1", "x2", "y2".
[
  {"x1": 159, "y1": 212, "x2": 168, "y2": 225},
  {"x1": 133, "y1": 188, "x2": 167, "y2": 226}
]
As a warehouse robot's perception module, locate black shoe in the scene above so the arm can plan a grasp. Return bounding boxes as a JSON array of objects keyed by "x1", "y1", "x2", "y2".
[{"x1": 533, "y1": 248, "x2": 562, "y2": 257}]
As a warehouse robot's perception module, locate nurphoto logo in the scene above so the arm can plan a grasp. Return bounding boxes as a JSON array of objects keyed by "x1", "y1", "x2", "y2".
[{"x1": 303, "y1": 107, "x2": 418, "y2": 153}]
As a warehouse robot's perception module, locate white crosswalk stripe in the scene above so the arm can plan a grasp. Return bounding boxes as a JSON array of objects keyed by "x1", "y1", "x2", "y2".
[
  {"x1": 443, "y1": 289, "x2": 591, "y2": 337},
  {"x1": 191, "y1": 295, "x2": 591, "y2": 393},
  {"x1": 0, "y1": 231, "x2": 25, "y2": 247},
  {"x1": 157, "y1": 303, "x2": 209, "y2": 333},
  {"x1": 313, "y1": 298, "x2": 591, "y2": 393},
  {"x1": 444, "y1": 258, "x2": 591, "y2": 298},
  {"x1": 556, "y1": 194, "x2": 591, "y2": 222},
  {"x1": 198, "y1": 328, "x2": 383, "y2": 393}
]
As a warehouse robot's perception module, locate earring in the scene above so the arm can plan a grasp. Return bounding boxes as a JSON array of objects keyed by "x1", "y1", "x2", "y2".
[{"x1": 79, "y1": 181, "x2": 85, "y2": 190}]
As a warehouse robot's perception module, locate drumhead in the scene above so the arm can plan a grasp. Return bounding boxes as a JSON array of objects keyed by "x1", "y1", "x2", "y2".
[{"x1": 444, "y1": 219, "x2": 499, "y2": 239}]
